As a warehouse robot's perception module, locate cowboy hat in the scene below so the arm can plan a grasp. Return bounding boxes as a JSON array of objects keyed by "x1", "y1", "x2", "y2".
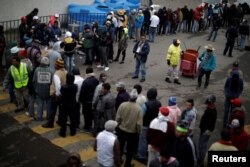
[{"x1": 205, "y1": 44, "x2": 215, "y2": 51}]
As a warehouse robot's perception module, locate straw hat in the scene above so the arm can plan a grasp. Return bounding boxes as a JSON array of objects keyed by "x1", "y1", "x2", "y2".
[{"x1": 205, "y1": 44, "x2": 215, "y2": 51}]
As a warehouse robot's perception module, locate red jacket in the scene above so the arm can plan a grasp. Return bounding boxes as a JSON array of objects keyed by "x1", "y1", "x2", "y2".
[{"x1": 230, "y1": 128, "x2": 250, "y2": 151}]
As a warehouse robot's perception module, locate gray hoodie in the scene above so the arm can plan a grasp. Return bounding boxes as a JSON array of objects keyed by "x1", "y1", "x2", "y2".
[{"x1": 48, "y1": 41, "x2": 62, "y2": 73}]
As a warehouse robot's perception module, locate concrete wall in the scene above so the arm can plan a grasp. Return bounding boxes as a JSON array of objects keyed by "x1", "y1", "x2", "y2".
[{"x1": 0, "y1": 0, "x2": 94, "y2": 22}]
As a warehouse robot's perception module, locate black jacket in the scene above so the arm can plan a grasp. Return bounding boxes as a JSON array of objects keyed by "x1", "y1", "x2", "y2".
[
  {"x1": 143, "y1": 100, "x2": 162, "y2": 127},
  {"x1": 199, "y1": 106, "x2": 217, "y2": 134},
  {"x1": 79, "y1": 76, "x2": 99, "y2": 104}
]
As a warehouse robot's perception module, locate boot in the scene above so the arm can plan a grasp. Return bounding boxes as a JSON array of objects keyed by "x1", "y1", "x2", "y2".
[
  {"x1": 165, "y1": 77, "x2": 172, "y2": 83},
  {"x1": 174, "y1": 79, "x2": 181, "y2": 85}
]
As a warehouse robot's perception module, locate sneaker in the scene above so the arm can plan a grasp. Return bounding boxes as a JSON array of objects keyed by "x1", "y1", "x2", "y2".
[
  {"x1": 104, "y1": 67, "x2": 110, "y2": 71},
  {"x1": 97, "y1": 65, "x2": 104, "y2": 68},
  {"x1": 165, "y1": 77, "x2": 172, "y2": 83},
  {"x1": 42, "y1": 123, "x2": 54, "y2": 128},
  {"x1": 174, "y1": 79, "x2": 181, "y2": 85},
  {"x1": 113, "y1": 59, "x2": 118, "y2": 62},
  {"x1": 119, "y1": 61, "x2": 124, "y2": 64}
]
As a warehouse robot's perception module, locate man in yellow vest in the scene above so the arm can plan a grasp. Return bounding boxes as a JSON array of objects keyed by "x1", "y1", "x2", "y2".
[{"x1": 3, "y1": 56, "x2": 30, "y2": 112}]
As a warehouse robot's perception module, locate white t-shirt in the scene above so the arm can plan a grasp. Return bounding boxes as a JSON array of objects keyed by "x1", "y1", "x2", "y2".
[{"x1": 150, "y1": 15, "x2": 160, "y2": 28}]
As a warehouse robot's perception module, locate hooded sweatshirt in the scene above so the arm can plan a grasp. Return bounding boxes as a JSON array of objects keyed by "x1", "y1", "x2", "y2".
[{"x1": 48, "y1": 41, "x2": 62, "y2": 73}]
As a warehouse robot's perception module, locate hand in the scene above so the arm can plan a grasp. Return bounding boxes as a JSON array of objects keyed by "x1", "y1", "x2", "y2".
[
  {"x1": 204, "y1": 130, "x2": 212, "y2": 136},
  {"x1": 167, "y1": 60, "x2": 170, "y2": 66}
]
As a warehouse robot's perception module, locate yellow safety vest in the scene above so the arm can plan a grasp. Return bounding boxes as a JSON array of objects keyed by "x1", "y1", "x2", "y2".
[{"x1": 10, "y1": 62, "x2": 29, "y2": 89}]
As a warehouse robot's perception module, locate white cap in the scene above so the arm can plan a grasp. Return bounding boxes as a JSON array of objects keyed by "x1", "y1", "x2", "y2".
[
  {"x1": 33, "y1": 16, "x2": 39, "y2": 20},
  {"x1": 65, "y1": 31, "x2": 72, "y2": 38},
  {"x1": 55, "y1": 13, "x2": 59, "y2": 18},
  {"x1": 10, "y1": 46, "x2": 20, "y2": 54}
]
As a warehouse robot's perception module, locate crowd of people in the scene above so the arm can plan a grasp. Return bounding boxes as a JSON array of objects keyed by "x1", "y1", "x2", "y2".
[{"x1": 0, "y1": 1, "x2": 250, "y2": 167}]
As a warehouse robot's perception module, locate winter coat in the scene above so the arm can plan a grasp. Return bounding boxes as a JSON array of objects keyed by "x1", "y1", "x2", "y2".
[
  {"x1": 133, "y1": 40, "x2": 150, "y2": 63},
  {"x1": 199, "y1": 106, "x2": 217, "y2": 134},
  {"x1": 33, "y1": 64, "x2": 53, "y2": 99},
  {"x1": 198, "y1": 51, "x2": 216, "y2": 71},
  {"x1": 115, "y1": 89, "x2": 130, "y2": 111},
  {"x1": 166, "y1": 44, "x2": 182, "y2": 66}
]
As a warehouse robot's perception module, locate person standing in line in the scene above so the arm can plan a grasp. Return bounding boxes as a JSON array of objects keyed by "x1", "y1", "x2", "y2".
[
  {"x1": 207, "y1": 14, "x2": 222, "y2": 42},
  {"x1": 115, "y1": 81, "x2": 130, "y2": 111},
  {"x1": 147, "y1": 107, "x2": 176, "y2": 166},
  {"x1": 3, "y1": 56, "x2": 30, "y2": 113},
  {"x1": 132, "y1": 34, "x2": 150, "y2": 82},
  {"x1": 223, "y1": 24, "x2": 238, "y2": 57},
  {"x1": 165, "y1": 39, "x2": 182, "y2": 85},
  {"x1": 238, "y1": 19, "x2": 249, "y2": 51},
  {"x1": 32, "y1": 57, "x2": 53, "y2": 121},
  {"x1": 204, "y1": 128, "x2": 238, "y2": 166},
  {"x1": 93, "y1": 82, "x2": 116, "y2": 136},
  {"x1": 114, "y1": 27, "x2": 129, "y2": 64},
  {"x1": 59, "y1": 72, "x2": 78, "y2": 137},
  {"x1": 82, "y1": 24, "x2": 94, "y2": 66},
  {"x1": 180, "y1": 99, "x2": 197, "y2": 137},
  {"x1": 135, "y1": 9, "x2": 144, "y2": 42},
  {"x1": 48, "y1": 41, "x2": 62, "y2": 74},
  {"x1": 79, "y1": 67, "x2": 99, "y2": 131},
  {"x1": 133, "y1": 84, "x2": 147, "y2": 108},
  {"x1": 227, "y1": 61, "x2": 243, "y2": 79},
  {"x1": 94, "y1": 120, "x2": 121, "y2": 167},
  {"x1": 72, "y1": 68, "x2": 84, "y2": 129},
  {"x1": 42, "y1": 58, "x2": 67, "y2": 128},
  {"x1": 197, "y1": 44, "x2": 216, "y2": 89},
  {"x1": 116, "y1": 89, "x2": 142, "y2": 167},
  {"x1": 128, "y1": 9, "x2": 136, "y2": 39},
  {"x1": 198, "y1": 95, "x2": 217, "y2": 167},
  {"x1": 148, "y1": 12, "x2": 159, "y2": 42},
  {"x1": 136, "y1": 88, "x2": 161, "y2": 162},
  {"x1": 223, "y1": 71, "x2": 243, "y2": 127},
  {"x1": 166, "y1": 96, "x2": 181, "y2": 125}
]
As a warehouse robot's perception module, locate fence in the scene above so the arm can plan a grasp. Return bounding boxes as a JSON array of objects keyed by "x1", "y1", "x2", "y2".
[{"x1": 0, "y1": 13, "x2": 107, "y2": 43}]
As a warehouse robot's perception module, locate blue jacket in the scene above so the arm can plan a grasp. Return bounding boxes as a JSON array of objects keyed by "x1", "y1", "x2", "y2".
[
  {"x1": 199, "y1": 51, "x2": 216, "y2": 71},
  {"x1": 224, "y1": 72, "x2": 243, "y2": 99},
  {"x1": 135, "y1": 14, "x2": 144, "y2": 29},
  {"x1": 133, "y1": 40, "x2": 150, "y2": 63}
]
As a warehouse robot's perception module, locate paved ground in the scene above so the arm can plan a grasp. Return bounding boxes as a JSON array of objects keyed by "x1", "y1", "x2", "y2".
[{"x1": 1, "y1": 3, "x2": 250, "y2": 167}]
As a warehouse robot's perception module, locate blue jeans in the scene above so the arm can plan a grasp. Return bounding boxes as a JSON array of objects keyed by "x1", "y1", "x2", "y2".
[
  {"x1": 208, "y1": 28, "x2": 218, "y2": 41},
  {"x1": 37, "y1": 96, "x2": 51, "y2": 121},
  {"x1": 239, "y1": 34, "x2": 246, "y2": 50},
  {"x1": 28, "y1": 94, "x2": 35, "y2": 116},
  {"x1": 198, "y1": 132, "x2": 210, "y2": 165},
  {"x1": 149, "y1": 27, "x2": 157, "y2": 42},
  {"x1": 65, "y1": 56, "x2": 74, "y2": 72},
  {"x1": 85, "y1": 48, "x2": 93, "y2": 65},
  {"x1": 192, "y1": 20, "x2": 199, "y2": 33},
  {"x1": 137, "y1": 126, "x2": 148, "y2": 160},
  {"x1": 134, "y1": 58, "x2": 146, "y2": 80},
  {"x1": 129, "y1": 23, "x2": 135, "y2": 38}
]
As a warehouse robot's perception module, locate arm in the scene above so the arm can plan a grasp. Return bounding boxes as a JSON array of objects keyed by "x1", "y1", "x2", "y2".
[
  {"x1": 113, "y1": 139, "x2": 121, "y2": 167},
  {"x1": 136, "y1": 108, "x2": 143, "y2": 134},
  {"x1": 3, "y1": 68, "x2": 12, "y2": 90},
  {"x1": 54, "y1": 75, "x2": 61, "y2": 96},
  {"x1": 210, "y1": 55, "x2": 216, "y2": 71},
  {"x1": 93, "y1": 139, "x2": 97, "y2": 151}
]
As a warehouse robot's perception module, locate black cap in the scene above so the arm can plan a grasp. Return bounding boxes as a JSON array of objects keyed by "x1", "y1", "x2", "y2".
[
  {"x1": 205, "y1": 95, "x2": 216, "y2": 104},
  {"x1": 233, "y1": 61, "x2": 239, "y2": 67}
]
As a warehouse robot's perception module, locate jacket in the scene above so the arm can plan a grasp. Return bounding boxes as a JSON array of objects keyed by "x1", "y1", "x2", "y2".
[
  {"x1": 33, "y1": 64, "x2": 53, "y2": 99},
  {"x1": 143, "y1": 99, "x2": 162, "y2": 127},
  {"x1": 147, "y1": 113, "x2": 176, "y2": 152},
  {"x1": 79, "y1": 74, "x2": 99, "y2": 104},
  {"x1": 82, "y1": 31, "x2": 94, "y2": 48},
  {"x1": 224, "y1": 72, "x2": 243, "y2": 99},
  {"x1": 115, "y1": 89, "x2": 130, "y2": 111},
  {"x1": 166, "y1": 44, "x2": 182, "y2": 66},
  {"x1": 133, "y1": 40, "x2": 150, "y2": 63},
  {"x1": 135, "y1": 14, "x2": 144, "y2": 28},
  {"x1": 199, "y1": 105, "x2": 217, "y2": 134},
  {"x1": 198, "y1": 51, "x2": 216, "y2": 71}
]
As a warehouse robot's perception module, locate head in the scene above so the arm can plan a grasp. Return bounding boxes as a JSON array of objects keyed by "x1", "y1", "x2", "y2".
[
  {"x1": 53, "y1": 20, "x2": 59, "y2": 28},
  {"x1": 168, "y1": 96, "x2": 177, "y2": 106},
  {"x1": 67, "y1": 152, "x2": 82, "y2": 167},
  {"x1": 10, "y1": 46, "x2": 20, "y2": 56},
  {"x1": 55, "y1": 58, "x2": 65, "y2": 70},
  {"x1": 101, "y1": 82, "x2": 111, "y2": 95},
  {"x1": 55, "y1": 13, "x2": 59, "y2": 19},
  {"x1": 230, "y1": 98, "x2": 242, "y2": 107},
  {"x1": 133, "y1": 84, "x2": 142, "y2": 95},
  {"x1": 116, "y1": 81, "x2": 126, "y2": 92},
  {"x1": 185, "y1": 99, "x2": 194, "y2": 110},
  {"x1": 86, "y1": 67, "x2": 94, "y2": 74},
  {"x1": 99, "y1": 73, "x2": 107, "y2": 83},
  {"x1": 146, "y1": 88, "x2": 157, "y2": 100},
  {"x1": 140, "y1": 34, "x2": 146, "y2": 42},
  {"x1": 12, "y1": 56, "x2": 21, "y2": 67},
  {"x1": 230, "y1": 119, "x2": 240, "y2": 129},
  {"x1": 65, "y1": 31, "x2": 72, "y2": 38},
  {"x1": 173, "y1": 39, "x2": 181, "y2": 47},
  {"x1": 232, "y1": 61, "x2": 239, "y2": 70},
  {"x1": 205, "y1": 95, "x2": 216, "y2": 105},
  {"x1": 159, "y1": 106, "x2": 170, "y2": 117},
  {"x1": 205, "y1": 44, "x2": 215, "y2": 55},
  {"x1": 176, "y1": 120, "x2": 189, "y2": 138},
  {"x1": 84, "y1": 24, "x2": 90, "y2": 32},
  {"x1": 52, "y1": 41, "x2": 61, "y2": 51},
  {"x1": 129, "y1": 89, "x2": 138, "y2": 102},
  {"x1": 220, "y1": 128, "x2": 231, "y2": 141},
  {"x1": 71, "y1": 68, "x2": 80, "y2": 76},
  {"x1": 105, "y1": 120, "x2": 118, "y2": 132},
  {"x1": 32, "y1": 8, "x2": 39, "y2": 15},
  {"x1": 106, "y1": 20, "x2": 111, "y2": 27},
  {"x1": 40, "y1": 56, "x2": 50, "y2": 66},
  {"x1": 66, "y1": 72, "x2": 75, "y2": 85}
]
